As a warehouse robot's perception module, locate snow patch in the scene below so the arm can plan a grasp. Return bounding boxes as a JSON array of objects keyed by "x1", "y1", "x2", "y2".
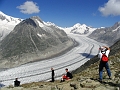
[
  {"x1": 35, "y1": 19, "x2": 44, "y2": 27},
  {"x1": 37, "y1": 33, "x2": 46, "y2": 38},
  {"x1": 112, "y1": 25, "x2": 120, "y2": 32}
]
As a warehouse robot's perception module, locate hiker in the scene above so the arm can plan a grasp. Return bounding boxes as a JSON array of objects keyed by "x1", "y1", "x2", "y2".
[
  {"x1": 14, "y1": 78, "x2": 20, "y2": 87},
  {"x1": 98, "y1": 46, "x2": 111, "y2": 82},
  {"x1": 61, "y1": 68, "x2": 73, "y2": 82},
  {"x1": 50, "y1": 68, "x2": 55, "y2": 82}
]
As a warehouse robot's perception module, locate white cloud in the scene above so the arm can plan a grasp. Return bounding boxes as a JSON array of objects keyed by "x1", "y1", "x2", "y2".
[
  {"x1": 98, "y1": 0, "x2": 120, "y2": 16},
  {"x1": 17, "y1": 1, "x2": 40, "y2": 14}
]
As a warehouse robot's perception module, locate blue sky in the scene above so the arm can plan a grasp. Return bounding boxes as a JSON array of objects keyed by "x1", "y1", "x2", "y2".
[{"x1": 0, "y1": 0, "x2": 120, "y2": 28}]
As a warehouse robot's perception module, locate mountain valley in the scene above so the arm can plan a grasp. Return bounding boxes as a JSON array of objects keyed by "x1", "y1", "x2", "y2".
[{"x1": 0, "y1": 11, "x2": 120, "y2": 90}]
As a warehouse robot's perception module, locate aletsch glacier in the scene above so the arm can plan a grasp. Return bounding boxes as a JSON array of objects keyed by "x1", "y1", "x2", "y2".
[
  {"x1": 0, "y1": 33, "x2": 106, "y2": 86},
  {"x1": 0, "y1": 11, "x2": 106, "y2": 86}
]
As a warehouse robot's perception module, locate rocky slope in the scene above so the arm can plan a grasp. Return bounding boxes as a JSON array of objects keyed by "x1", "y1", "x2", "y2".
[
  {"x1": 0, "y1": 16, "x2": 75, "y2": 69},
  {"x1": 1, "y1": 37, "x2": 120, "y2": 90},
  {"x1": 88, "y1": 22, "x2": 120, "y2": 46}
]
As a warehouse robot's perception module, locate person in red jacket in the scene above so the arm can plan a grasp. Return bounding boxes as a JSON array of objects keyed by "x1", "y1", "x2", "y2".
[
  {"x1": 98, "y1": 46, "x2": 111, "y2": 82},
  {"x1": 61, "y1": 68, "x2": 73, "y2": 82}
]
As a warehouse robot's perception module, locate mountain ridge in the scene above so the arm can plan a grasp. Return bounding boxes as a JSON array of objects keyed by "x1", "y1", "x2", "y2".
[
  {"x1": 0, "y1": 11, "x2": 22, "y2": 23},
  {"x1": 0, "y1": 11, "x2": 23, "y2": 41},
  {"x1": 0, "y1": 16, "x2": 75, "y2": 68},
  {"x1": 0, "y1": 11, "x2": 97, "y2": 41},
  {"x1": 88, "y1": 21, "x2": 120, "y2": 46}
]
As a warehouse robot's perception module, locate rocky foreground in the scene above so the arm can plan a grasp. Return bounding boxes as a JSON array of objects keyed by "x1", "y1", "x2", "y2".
[{"x1": 1, "y1": 50, "x2": 120, "y2": 90}]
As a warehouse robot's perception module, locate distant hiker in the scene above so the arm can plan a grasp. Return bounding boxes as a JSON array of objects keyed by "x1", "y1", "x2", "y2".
[
  {"x1": 14, "y1": 78, "x2": 20, "y2": 87},
  {"x1": 98, "y1": 46, "x2": 111, "y2": 82},
  {"x1": 61, "y1": 68, "x2": 73, "y2": 82},
  {"x1": 50, "y1": 68, "x2": 55, "y2": 82}
]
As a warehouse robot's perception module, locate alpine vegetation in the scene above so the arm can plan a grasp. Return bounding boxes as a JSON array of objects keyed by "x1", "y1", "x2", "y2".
[{"x1": 0, "y1": 16, "x2": 74, "y2": 68}]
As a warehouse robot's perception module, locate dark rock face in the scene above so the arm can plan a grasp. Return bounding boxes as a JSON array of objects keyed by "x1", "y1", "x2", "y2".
[
  {"x1": 0, "y1": 16, "x2": 74, "y2": 68},
  {"x1": 0, "y1": 14, "x2": 6, "y2": 20},
  {"x1": 88, "y1": 22, "x2": 120, "y2": 46},
  {"x1": 109, "y1": 39, "x2": 120, "y2": 55}
]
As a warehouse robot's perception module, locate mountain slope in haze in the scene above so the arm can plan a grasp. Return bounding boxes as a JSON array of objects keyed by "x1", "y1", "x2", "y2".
[
  {"x1": 0, "y1": 16, "x2": 74, "y2": 68},
  {"x1": 88, "y1": 22, "x2": 120, "y2": 46},
  {"x1": 0, "y1": 11, "x2": 22, "y2": 40}
]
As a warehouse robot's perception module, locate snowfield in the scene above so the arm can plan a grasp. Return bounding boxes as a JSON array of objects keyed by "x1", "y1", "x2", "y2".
[{"x1": 0, "y1": 33, "x2": 106, "y2": 86}]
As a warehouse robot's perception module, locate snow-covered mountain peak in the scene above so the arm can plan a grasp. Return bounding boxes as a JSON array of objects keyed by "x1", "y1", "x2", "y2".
[
  {"x1": 29, "y1": 17, "x2": 57, "y2": 28},
  {"x1": 0, "y1": 11, "x2": 23, "y2": 40},
  {"x1": 63, "y1": 23, "x2": 96, "y2": 35},
  {"x1": 0, "y1": 11, "x2": 23, "y2": 25},
  {"x1": 0, "y1": 11, "x2": 5, "y2": 15},
  {"x1": 117, "y1": 21, "x2": 120, "y2": 24},
  {"x1": 30, "y1": 17, "x2": 56, "y2": 27},
  {"x1": 73, "y1": 23, "x2": 87, "y2": 28},
  {"x1": 44, "y1": 21, "x2": 56, "y2": 26},
  {"x1": 73, "y1": 23, "x2": 81, "y2": 27},
  {"x1": 0, "y1": 11, "x2": 97, "y2": 41}
]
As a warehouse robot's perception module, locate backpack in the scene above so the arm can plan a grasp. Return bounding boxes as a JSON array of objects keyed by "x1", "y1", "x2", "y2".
[
  {"x1": 101, "y1": 53, "x2": 108, "y2": 62},
  {"x1": 67, "y1": 72, "x2": 73, "y2": 79},
  {"x1": 70, "y1": 73, "x2": 73, "y2": 79}
]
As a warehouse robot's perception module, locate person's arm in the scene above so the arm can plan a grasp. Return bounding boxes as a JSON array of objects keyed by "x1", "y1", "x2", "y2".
[
  {"x1": 102, "y1": 46, "x2": 110, "y2": 50},
  {"x1": 102, "y1": 46, "x2": 110, "y2": 57}
]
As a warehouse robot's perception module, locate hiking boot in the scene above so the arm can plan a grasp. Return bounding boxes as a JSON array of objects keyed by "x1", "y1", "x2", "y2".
[
  {"x1": 98, "y1": 79, "x2": 103, "y2": 83},
  {"x1": 109, "y1": 77, "x2": 112, "y2": 80},
  {"x1": 60, "y1": 79, "x2": 65, "y2": 82},
  {"x1": 99, "y1": 80, "x2": 103, "y2": 83}
]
